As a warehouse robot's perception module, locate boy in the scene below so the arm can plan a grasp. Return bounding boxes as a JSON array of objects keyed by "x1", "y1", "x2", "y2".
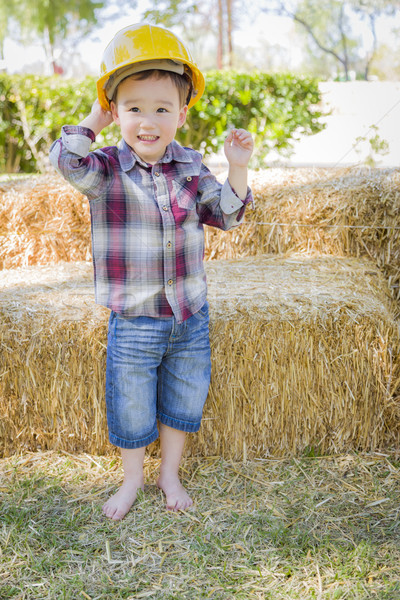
[{"x1": 50, "y1": 23, "x2": 254, "y2": 520}]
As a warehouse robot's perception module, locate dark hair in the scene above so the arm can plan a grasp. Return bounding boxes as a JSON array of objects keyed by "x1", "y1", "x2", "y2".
[{"x1": 111, "y1": 69, "x2": 192, "y2": 107}]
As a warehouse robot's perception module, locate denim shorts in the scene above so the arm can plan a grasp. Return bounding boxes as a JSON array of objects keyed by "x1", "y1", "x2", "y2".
[{"x1": 105, "y1": 302, "x2": 211, "y2": 449}]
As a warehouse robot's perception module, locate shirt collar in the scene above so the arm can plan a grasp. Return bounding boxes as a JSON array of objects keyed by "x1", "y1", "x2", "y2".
[{"x1": 118, "y1": 139, "x2": 194, "y2": 172}]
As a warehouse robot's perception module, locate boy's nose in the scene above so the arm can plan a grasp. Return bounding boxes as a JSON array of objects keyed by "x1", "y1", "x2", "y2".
[{"x1": 139, "y1": 114, "x2": 155, "y2": 129}]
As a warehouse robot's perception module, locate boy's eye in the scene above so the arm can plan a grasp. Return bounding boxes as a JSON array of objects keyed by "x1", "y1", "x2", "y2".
[
  {"x1": 157, "y1": 108, "x2": 168, "y2": 113},
  {"x1": 129, "y1": 107, "x2": 140, "y2": 112}
]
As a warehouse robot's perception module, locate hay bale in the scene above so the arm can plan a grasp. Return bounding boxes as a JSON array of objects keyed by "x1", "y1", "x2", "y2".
[
  {"x1": 3, "y1": 169, "x2": 400, "y2": 305},
  {"x1": 207, "y1": 167, "x2": 400, "y2": 301},
  {"x1": 0, "y1": 176, "x2": 91, "y2": 268},
  {"x1": 1, "y1": 256, "x2": 399, "y2": 459},
  {"x1": 200, "y1": 255, "x2": 400, "y2": 458},
  {"x1": 0, "y1": 262, "x2": 108, "y2": 456}
]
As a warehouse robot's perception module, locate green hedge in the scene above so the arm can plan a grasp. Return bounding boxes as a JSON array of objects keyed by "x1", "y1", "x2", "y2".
[{"x1": 0, "y1": 72, "x2": 324, "y2": 173}]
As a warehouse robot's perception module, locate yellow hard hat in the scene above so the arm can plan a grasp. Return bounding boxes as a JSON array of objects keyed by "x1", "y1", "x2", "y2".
[{"x1": 97, "y1": 23, "x2": 205, "y2": 110}]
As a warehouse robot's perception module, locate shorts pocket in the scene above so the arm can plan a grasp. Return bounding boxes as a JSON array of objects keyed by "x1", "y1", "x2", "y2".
[{"x1": 192, "y1": 301, "x2": 209, "y2": 320}]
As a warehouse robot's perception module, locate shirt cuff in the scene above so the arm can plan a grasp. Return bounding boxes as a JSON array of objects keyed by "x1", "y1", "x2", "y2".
[
  {"x1": 61, "y1": 125, "x2": 96, "y2": 158},
  {"x1": 220, "y1": 179, "x2": 254, "y2": 214}
]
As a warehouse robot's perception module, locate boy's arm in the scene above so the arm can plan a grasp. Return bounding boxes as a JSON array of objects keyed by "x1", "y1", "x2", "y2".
[
  {"x1": 49, "y1": 101, "x2": 114, "y2": 199},
  {"x1": 196, "y1": 128, "x2": 254, "y2": 231},
  {"x1": 79, "y1": 99, "x2": 114, "y2": 136},
  {"x1": 224, "y1": 128, "x2": 254, "y2": 200}
]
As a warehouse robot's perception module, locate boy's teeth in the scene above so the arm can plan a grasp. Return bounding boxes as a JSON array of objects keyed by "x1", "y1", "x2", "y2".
[{"x1": 139, "y1": 135, "x2": 157, "y2": 140}]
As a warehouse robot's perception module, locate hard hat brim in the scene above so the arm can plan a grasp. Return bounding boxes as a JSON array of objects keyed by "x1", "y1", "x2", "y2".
[{"x1": 97, "y1": 58, "x2": 205, "y2": 110}]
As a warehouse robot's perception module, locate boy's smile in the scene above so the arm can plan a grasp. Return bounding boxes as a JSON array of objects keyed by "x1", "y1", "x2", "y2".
[{"x1": 110, "y1": 75, "x2": 188, "y2": 165}]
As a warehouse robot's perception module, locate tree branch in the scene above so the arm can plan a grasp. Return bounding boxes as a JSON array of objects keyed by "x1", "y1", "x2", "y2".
[{"x1": 288, "y1": 9, "x2": 347, "y2": 69}]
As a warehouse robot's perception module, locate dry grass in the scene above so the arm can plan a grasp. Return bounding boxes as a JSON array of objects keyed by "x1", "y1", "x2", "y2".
[
  {"x1": 0, "y1": 450, "x2": 399, "y2": 599},
  {"x1": 1, "y1": 256, "x2": 399, "y2": 458}
]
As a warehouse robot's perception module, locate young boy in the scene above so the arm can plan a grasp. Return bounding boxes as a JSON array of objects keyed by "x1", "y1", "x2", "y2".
[{"x1": 50, "y1": 23, "x2": 254, "y2": 521}]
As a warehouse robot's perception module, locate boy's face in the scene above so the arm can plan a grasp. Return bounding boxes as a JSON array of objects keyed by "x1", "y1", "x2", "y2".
[{"x1": 110, "y1": 74, "x2": 188, "y2": 165}]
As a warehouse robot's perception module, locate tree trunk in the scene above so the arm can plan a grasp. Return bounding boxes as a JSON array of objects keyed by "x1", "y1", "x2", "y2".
[
  {"x1": 43, "y1": 24, "x2": 57, "y2": 75},
  {"x1": 338, "y1": 5, "x2": 350, "y2": 80},
  {"x1": 364, "y1": 13, "x2": 377, "y2": 81},
  {"x1": 217, "y1": 0, "x2": 224, "y2": 69},
  {"x1": 226, "y1": 0, "x2": 233, "y2": 68}
]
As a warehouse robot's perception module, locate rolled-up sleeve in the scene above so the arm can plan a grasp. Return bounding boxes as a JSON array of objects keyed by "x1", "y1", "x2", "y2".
[
  {"x1": 197, "y1": 164, "x2": 254, "y2": 230},
  {"x1": 49, "y1": 126, "x2": 112, "y2": 200},
  {"x1": 220, "y1": 179, "x2": 253, "y2": 224},
  {"x1": 60, "y1": 126, "x2": 94, "y2": 157}
]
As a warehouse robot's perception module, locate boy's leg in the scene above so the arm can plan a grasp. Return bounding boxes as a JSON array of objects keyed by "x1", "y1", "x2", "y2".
[
  {"x1": 103, "y1": 446, "x2": 146, "y2": 521},
  {"x1": 157, "y1": 424, "x2": 192, "y2": 511},
  {"x1": 104, "y1": 312, "x2": 171, "y2": 520},
  {"x1": 157, "y1": 302, "x2": 212, "y2": 511}
]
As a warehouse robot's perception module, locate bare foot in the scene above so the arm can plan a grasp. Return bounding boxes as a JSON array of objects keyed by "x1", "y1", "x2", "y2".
[
  {"x1": 102, "y1": 479, "x2": 144, "y2": 521},
  {"x1": 157, "y1": 473, "x2": 193, "y2": 511}
]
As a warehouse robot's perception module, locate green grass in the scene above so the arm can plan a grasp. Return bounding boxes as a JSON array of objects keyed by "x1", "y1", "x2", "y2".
[
  {"x1": 0, "y1": 173, "x2": 34, "y2": 182},
  {"x1": 0, "y1": 451, "x2": 399, "y2": 599}
]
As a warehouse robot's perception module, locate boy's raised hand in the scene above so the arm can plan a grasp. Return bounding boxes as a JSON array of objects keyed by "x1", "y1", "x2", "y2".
[
  {"x1": 79, "y1": 99, "x2": 114, "y2": 137},
  {"x1": 224, "y1": 128, "x2": 254, "y2": 167}
]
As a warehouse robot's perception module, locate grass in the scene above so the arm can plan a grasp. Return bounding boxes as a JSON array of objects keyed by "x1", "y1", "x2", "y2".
[
  {"x1": 0, "y1": 451, "x2": 399, "y2": 599},
  {"x1": 0, "y1": 174, "x2": 34, "y2": 182}
]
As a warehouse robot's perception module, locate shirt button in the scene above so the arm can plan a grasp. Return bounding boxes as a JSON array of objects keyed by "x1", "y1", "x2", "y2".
[
  {"x1": 186, "y1": 176, "x2": 192, "y2": 181},
  {"x1": 166, "y1": 241, "x2": 172, "y2": 248},
  {"x1": 167, "y1": 279, "x2": 173, "y2": 286},
  {"x1": 155, "y1": 172, "x2": 160, "y2": 177},
  {"x1": 162, "y1": 205, "x2": 168, "y2": 211}
]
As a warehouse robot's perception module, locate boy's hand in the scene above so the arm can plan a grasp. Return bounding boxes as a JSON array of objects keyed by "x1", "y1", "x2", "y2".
[
  {"x1": 224, "y1": 128, "x2": 254, "y2": 167},
  {"x1": 224, "y1": 128, "x2": 253, "y2": 200},
  {"x1": 79, "y1": 99, "x2": 114, "y2": 137}
]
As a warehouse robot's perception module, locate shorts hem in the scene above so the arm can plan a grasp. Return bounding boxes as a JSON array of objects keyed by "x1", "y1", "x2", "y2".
[
  {"x1": 108, "y1": 428, "x2": 159, "y2": 449},
  {"x1": 157, "y1": 412, "x2": 201, "y2": 433}
]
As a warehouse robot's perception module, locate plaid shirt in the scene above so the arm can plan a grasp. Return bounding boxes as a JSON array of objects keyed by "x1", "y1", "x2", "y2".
[{"x1": 50, "y1": 126, "x2": 253, "y2": 322}]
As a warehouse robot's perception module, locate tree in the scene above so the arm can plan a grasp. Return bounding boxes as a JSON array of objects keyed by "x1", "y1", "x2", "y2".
[
  {"x1": 143, "y1": 0, "x2": 237, "y2": 68},
  {"x1": 2, "y1": 0, "x2": 105, "y2": 74},
  {"x1": 0, "y1": 2, "x2": 19, "y2": 63},
  {"x1": 351, "y1": 0, "x2": 400, "y2": 79},
  {"x1": 268, "y1": 0, "x2": 400, "y2": 80},
  {"x1": 370, "y1": 35, "x2": 400, "y2": 79}
]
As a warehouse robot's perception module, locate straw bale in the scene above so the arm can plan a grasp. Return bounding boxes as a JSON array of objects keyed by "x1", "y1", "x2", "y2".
[
  {"x1": 3, "y1": 168, "x2": 400, "y2": 304},
  {"x1": 207, "y1": 167, "x2": 400, "y2": 302},
  {"x1": 0, "y1": 256, "x2": 399, "y2": 459},
  {"x1": 3, "y1": 169, "x2": 400, "y2": 296},
  {"x1": 0, "y1": 175, "x2": 91, "y2": 268}
]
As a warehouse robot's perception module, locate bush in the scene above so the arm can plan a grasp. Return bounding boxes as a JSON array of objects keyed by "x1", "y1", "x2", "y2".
[
  {"x1": 177, "y1": 71, "x2": 325, "y2": 168},
  {"x1": 0, "y1": 72, "x2": 324, "y2": 173}
]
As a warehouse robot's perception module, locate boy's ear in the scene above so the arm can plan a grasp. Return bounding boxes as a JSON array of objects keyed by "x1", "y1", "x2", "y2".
[
  {"x1": 110, "y1": 101, "x2": 120, "y2": 125},
  {"x1": 178, "y1": 105, "x2": 188, "y2": 128}
]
